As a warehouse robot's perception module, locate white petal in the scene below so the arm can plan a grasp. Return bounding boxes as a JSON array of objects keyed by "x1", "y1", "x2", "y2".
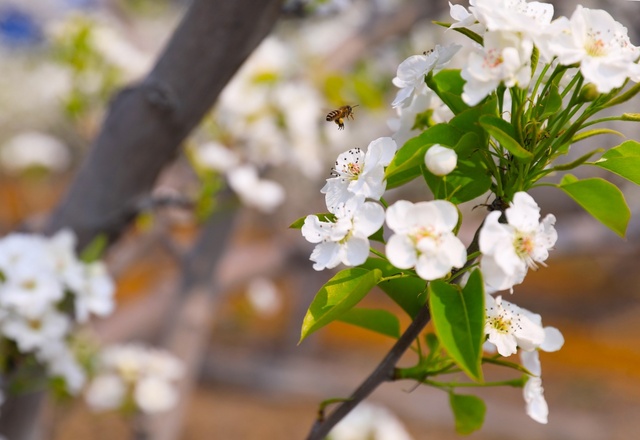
[
  {"x1": 415, "y1": 253, "x2": 452, "y2": 280},
  {"x1": 524, "y1": 377, "x2": 549, "y2": 424},
  {"x1": 353, "y1": 202, "x2": 385, "y2": 237},
  {"x1": 385, "y1": 200, "x2": 415, "y2": 233},
  {"x1": 521, "y1": 350, "x2": 541, "y2": 376},
  {"x1": 540, "y1": 327, "x2": 564, "y2": 352},
  {"x1": 479, "y1": 211, "x2": 510, "y2": 255},
  {"x1": 506, "y1": 192, "x2": 541, "y2": 231},
  {"x1": 302, "y1": 215, "x2": 330, "y2": 244},
  {"x1": 341, "y1": 237, "x2": 371, "y2": 267},
  {"x1": 386, "y1": 234, "x2": 417, "y2": 270},
  {"x1": 310, "y1": 242, "x2": 341, "y2": 270},
  {"x1": 367, "y1": 137, "x2": 398, "y2": 166}
]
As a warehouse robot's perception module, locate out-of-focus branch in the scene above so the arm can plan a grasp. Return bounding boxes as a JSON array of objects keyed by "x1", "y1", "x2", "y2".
[
  {"x1": 46, "y1": 0, "x2": 284, "y2": 249},
  {"x1": 0, "y1": 0, "x2": 284, "y2": 438}
]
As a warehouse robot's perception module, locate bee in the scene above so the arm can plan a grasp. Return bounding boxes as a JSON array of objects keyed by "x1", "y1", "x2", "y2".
[{"x1": 326, "y1": 105, "x2": 359, "y2": 130}]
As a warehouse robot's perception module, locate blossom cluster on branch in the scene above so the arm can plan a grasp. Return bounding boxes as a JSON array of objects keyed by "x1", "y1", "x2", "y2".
[{"x1": 297, "y1": 0, "x2": 640, "y2": 434}]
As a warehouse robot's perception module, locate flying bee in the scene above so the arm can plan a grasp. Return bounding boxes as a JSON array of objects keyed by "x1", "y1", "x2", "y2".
[{"x1": 326, "y1": 105, "x2": 359, "y2": 130}]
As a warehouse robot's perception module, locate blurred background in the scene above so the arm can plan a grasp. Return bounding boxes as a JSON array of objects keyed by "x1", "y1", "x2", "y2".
[{"x1": 1, "y1": 0, "x2": 640, "y2": 439}]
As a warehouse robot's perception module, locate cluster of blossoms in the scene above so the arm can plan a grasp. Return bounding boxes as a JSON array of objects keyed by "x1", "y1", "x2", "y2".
[
  {"x1": 0, "y1": 230, "x2": 115, "y2": 394},
  {"x1": 85, "y1": 343, "x2": 184, "y2": 414},
  {"x1": 302, "y1": 0, "x2": 640, "y2": 425}
]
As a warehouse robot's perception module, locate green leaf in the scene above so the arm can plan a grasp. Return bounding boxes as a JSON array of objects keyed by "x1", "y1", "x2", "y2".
[
  {"x1": 79, "y1": 234, "x2": 108, "y2": 263},
  {"x1": 289, "y1": 213, "x2": 336, "y2": 229},
  {"x1": 592, "y1": 140, "x2": 640, "y2": 186},
  {"x1": 537, "y1": 85, "x2": 562, "y2": 120},
  {"x1": 386, "y1": 124, "x2": 463, "y2": 189},
  {"x1": 300, "y1": 268, "x2": 382, "y2": 342},
  {"x1": 369, "y1": 226, "x2": 385, "y2": 244},
  {"x1": 428, "y1": 270, "x2": 485, "y2": 382},
  {"x1": 433, "y1": 21, "x2": 483, "y2": 45},
  {"x1": 551, "y1": 148, "x2": 604, "y2": 171},
  {"x1": 449, "y1": 393, "x2": 486, "y2": 435},
  {"x1": 479, "y1": 115, "x2": 533, "y2": 162},
  {"x1": 556, "y1": 174, "x2": 630, "y2": 237},
  {"x1": 337, "y1": 308, "x2": 401, "y2": 338},
  {"x1": 359, "y1": 258, "x2": 426, "y2": 318},
  {"x1": 571, "y1": 128, "x2": 624, "y2": 144},
  {"x1": 426, "y1": 69, "x2": 469, "y2": 115}
]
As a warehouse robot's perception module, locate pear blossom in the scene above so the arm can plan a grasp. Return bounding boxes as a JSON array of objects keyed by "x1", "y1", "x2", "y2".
[
  {"x1": 85, "y1": 343, "x2": 185, "y2": 414},
  {"x1": 470, "y1": 0, "x2": 554, "y2": 35},
  {"x1": 0, "y1": 259, "x2": 64, "y2": 319},
  {"x1": 537, "y1": 6, "x2": 640, "y2": 93},
  {"x1": 385, "y1": 200, "x2": 466, "y2": 280},
  {"x1": 227, "y1": 164, "x2": 285, "y2": 213},
  {"x1": 424, "y1": 144, "x2": 458, "y2": 176},
  {"x1": 321, "y1": 137, "x2": 397, "y2": 212},
  {"x1": 193, "y1": 141, "x2": 240, "y2": 172},
  {"x1": 37, "y1": 340, "x2": 87, "y2": 394},
  {"x1": 479, "y1": 192, "x2": 557, "y2": 292},
  {"x1": 392, "y1": 44, "x2": 461, "y2": 108},
  {"x1": 246, "y1": 277, "x2": 282, "y2": 317},
  {"x1": 449, "y1": 2, "x2": 484, "y2": 34},
  {"x1": 0, "y1": 131, "x2": 71, "y2": 174},
  {"x1": 484, "y1": 294, "x2": 545, "y2": 357},
  {"x1": 462, "y1": 31, "x2": 533, "y2": 106},
  {"x1": 388, "y1": 91, "x2": 453, "y2": 147},
  {"x1": 302, "y1": 196, "x2": 384, "y2": 271},
  {"x1": 519, "y1": 326, "x2": 564, "y2": 424},
  {"x1": 72, "y1": 261, "x2": 116, "y2": 323},
  {"x1": 1, "y1": 309, "x2": 70, "y2": 353}
]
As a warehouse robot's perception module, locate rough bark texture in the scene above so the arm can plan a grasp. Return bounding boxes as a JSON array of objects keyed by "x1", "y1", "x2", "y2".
[{"x1": 0, "y1": 1, "x2": 283, "y2": 438}]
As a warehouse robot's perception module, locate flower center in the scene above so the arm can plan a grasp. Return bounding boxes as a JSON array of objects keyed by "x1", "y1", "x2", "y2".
[
  {"x1": 484, "y1": 48, "x2": 504, "y2": 69},
  {"x1": 486, "y1": 312, "x2": 512, "y2": 334},
  {"x1": 21, "y1": 279, "x2": 37, "y2": 291},
  {"x1": 585, "y1": 31, "x2": 607, "y2": 57}
]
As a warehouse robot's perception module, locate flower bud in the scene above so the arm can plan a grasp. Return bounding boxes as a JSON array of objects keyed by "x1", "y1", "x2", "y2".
[
  {"x1": 578, "y1": 83, "x2": 600, "y2": 102},
  {"x1": 424, "y1": 144, "x2": 457, "y2": 176}
]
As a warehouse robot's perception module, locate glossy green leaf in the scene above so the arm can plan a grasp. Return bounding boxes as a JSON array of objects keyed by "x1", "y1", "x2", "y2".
[
  {"x1": 300, "y1": 268, "x2": 382, "y2": 342},
  {"x1": 428, "y1": 270, "x2": 485, "y2": 382},
  {"x1": 479, "y1": 115, "x2": 533, "y2": 162},
  {"x1": 592, "y1": 140, "x2": 640, "y2": 186},
  {"x1": 449, "y1": 393, "x2": 486, "y2": 435},
  {"x1": 426, "y1": 69, "x2": 468, "y2": 115},
  {"x1": 338, "y1": 308, "x2": 401, "y2": 339},
  {"x1": 556, "y1": 174, "x2": 630, "y2": 237},
  {"x1": 359, "y1": 258, "x2": 426, "y2": 318}
]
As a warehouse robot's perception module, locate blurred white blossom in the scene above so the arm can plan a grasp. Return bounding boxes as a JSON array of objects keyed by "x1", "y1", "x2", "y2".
[
  {"x1": 0, "y1": 132, "x2": 71, "y2": 174},
  {"x1": 328, "y1": 403, "x2": 413, "y2": 440},
  {"x1": 85, "y1": 343, "x2": 184, "y2": 414}
]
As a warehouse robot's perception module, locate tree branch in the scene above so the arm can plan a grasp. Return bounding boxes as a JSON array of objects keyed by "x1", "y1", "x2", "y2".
[
  {"x1": 45, "y1": 0, "x2": 284, "y2": 249},
  {"x1": 305, "y1": 226, "x2": 482, "y2": 440}
]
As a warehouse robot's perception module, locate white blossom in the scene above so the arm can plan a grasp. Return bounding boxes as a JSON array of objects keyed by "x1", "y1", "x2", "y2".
[
  {"x1": 321, "y1": 137, "x2": 397, "y2": 212},
  {"x1": 392, "y1": 44, "x2": 461, "y2": 108},
  {"x1": 85, "y1": 343, "x2": 184, "y2": 414},
  {"x1": 479, "y1": 192, "x2": 557, "y2": 292},
  {"x1": 537, "y1": 6, "x2": 639, "y2": 93},
  {"x1": 0, "y1": 131, "x2": 71, "y2": 174},
  {"x1": 227, "y1": 164, "x2": 286, "y2": 213},
  {"x1": 385, "y1": 200, "x2": 466, "y2": 280},
  {"x1": 72, "y1": 261, "x2": 116, "y2": 323},
  {"x1": 462, "y1": 31, "x2": 533, "y2": 106},
  {"x1": 302, "y1": 196, "x2": 384, "y2": 271},
  {"x1": 2, "y1": 309, "x2": 70, "y2": 353},
  {"x1": 484, "y1": 294, "x2": 545, "y2": 357},
  {"x1": 193, "y1": 141, "x2": 240, "y2": 172}
]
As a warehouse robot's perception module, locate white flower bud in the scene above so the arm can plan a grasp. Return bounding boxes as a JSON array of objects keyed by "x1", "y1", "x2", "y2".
[{"x1": 424, "y1": 144, "x2": 457, "y2": 176}]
